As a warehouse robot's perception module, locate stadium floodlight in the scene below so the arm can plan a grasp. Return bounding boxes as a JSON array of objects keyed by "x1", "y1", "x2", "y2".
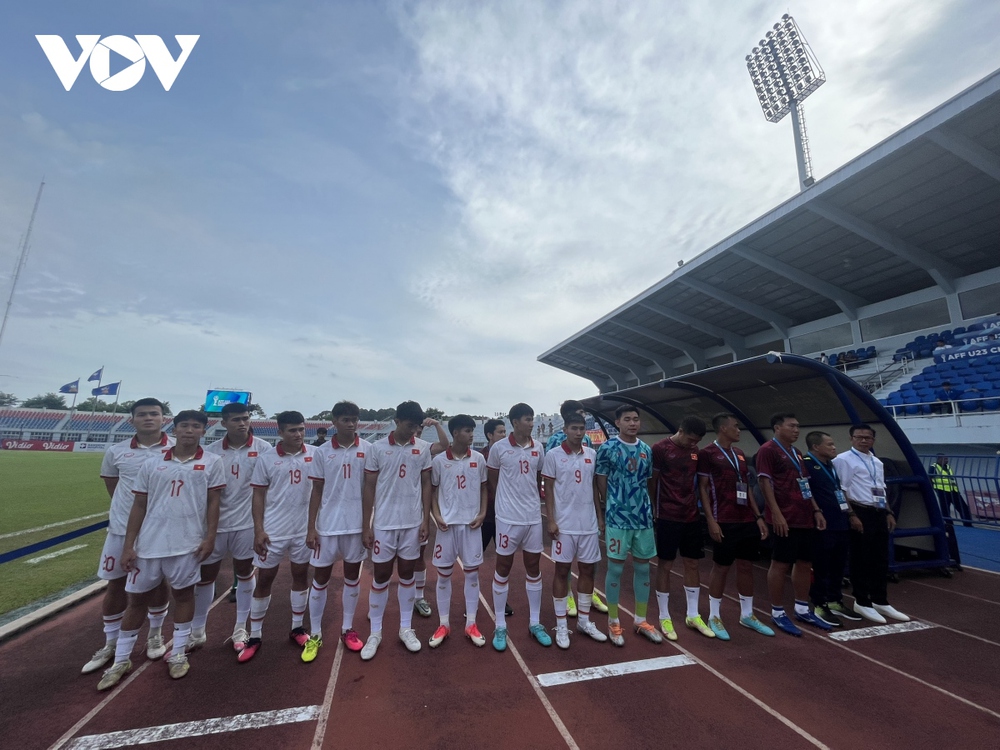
[{"x1": 746, "y1": 14, "x2": 825, "y2": 190}]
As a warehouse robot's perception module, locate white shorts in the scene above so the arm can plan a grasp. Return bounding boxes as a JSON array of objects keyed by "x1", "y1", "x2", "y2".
[
  {"x1": 311, "y1": 532, "x2": 367, "y2": 567},
  {"x1": 434, "y1": 524, "x2": 484, "y2": 569},
  {"x1": 253, "y1": 537, "x2": 311, "y2": 568},
  {"x1": 551, "y1": 532, "x2": 601, "y2": 564},
  {"x1": 125, "y1": 552, "x2": 201, "y2": 593},
  {"x1": 372, "y1": 526, "x2": 421, "y2": 563},
  {"x1": 204, "y1": 528, "x2": 255, "y2": 564},
  {"x1": 97, "y1": 533, "x2": 127, "y2": 580},
  {"x1": 495, "y1": 520, "x2": 544, "y2": 555}
]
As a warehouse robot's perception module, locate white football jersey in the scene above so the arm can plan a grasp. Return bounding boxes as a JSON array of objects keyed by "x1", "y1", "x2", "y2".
[
  {"x1": 487, "y1": 434, "x2": 545, "y2": 525},
  {"x1": 365, "y1": 433, "x2": 431, "y2": 530},
  {"x1": 432, "y1": 448, "x2": 487, "y2": 526},
  {"x1": 308, "y1": 434, "x2": 371, "y2": 535},
  {"x1": 250, "y1": 443, "x2": 314, "y2": 541},
  {"x1": 100, "y1": 433, "x2": 174, "y2": 535},
  {"x1": 205, "y1": 435, "x2": 271, "y2": 532},
  {"x1": 542, "y1": 443, "x2": 599, "y2": 534}
]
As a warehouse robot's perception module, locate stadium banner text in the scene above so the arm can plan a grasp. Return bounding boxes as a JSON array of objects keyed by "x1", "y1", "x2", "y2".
[
  {"x1": 934, "y1": 341, "x2": 1000, "y2": 365},
  {"x1": 0, "y1": 440, "x2": 109, "y2": 452}
]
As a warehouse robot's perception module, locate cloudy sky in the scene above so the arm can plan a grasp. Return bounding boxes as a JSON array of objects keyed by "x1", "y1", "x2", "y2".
[{"x1": 0, "y1": 0, "x2": 997, "y2": 418}]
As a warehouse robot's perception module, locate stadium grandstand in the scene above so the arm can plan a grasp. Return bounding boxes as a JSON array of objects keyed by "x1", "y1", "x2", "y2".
[{"x1": 539, "y1": 67, "x2": 1000, "y2": 535}]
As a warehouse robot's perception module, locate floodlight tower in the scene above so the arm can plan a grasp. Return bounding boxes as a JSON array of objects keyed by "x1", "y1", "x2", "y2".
[{"x1": 746, "y1": 14, "x2": 826, "y2": 191}]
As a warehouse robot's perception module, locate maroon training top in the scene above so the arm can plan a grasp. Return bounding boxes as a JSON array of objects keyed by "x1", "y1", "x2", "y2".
[
  {"x1": 698, "y1": 443, "x2": 755, "y2": 524},
  {"x1": 652, "y1": 436, "x2": 700, "y2": 523},
  {"x1": 755, "y1": 439, "x2": 814, "y2": 529}
]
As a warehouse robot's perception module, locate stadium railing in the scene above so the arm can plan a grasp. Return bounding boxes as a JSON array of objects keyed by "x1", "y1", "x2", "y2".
[{"x1": 919, "y1": 454, "x2": 1000, "y2": 528}]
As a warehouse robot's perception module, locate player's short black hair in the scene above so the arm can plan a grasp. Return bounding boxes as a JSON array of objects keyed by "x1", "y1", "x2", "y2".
[
  {"x1": 448, "y1": 414, "x2": 476, "y2": 434},
  {"x1": 508, "y1": 403, "x2": 533, "y2": 421},
  {"x1": 679, "y1": 416, "x2": 706, "y2": 437},
  {"x1": 220, "y1": 402, "x2": 249, "y2": 417},
  {"x1": 276, "y1": 410, "x2": 305, "y2": 428},
  {"x1": 484, "y1": 418, "x2": 504, "y2": 439},
  {"x1": 173, "y1": 409, "x2": 207, "y2": 427},
  {"x1": 559, "y1": 400, "x2": 586, "y2": 420},
  {"x1": 849, "y1": 423, "x2": 876, "y2": 437},
  {"x1": 131, "y1": 397, "x2": 164, "y2": 416},
  {"x1": 614, "y1": 404, "x2": 639, "y2": 420},
  {"x1": 805, "y1": 430, "x2": 830, "y2": 450},
  {"x1": 712, "y1": 412, "x2": 737, "y2": 432},
  {"x1": 770, "y1": 412, "x2": 796, "y2": 429},
  {"x1": 331, "y1": 401, "x2": 360, "y2": 418},
  {"x1": 395, "y1": 401, "x2": 424, "y2": 425},
  {"x1": 564, "y1": 412, "x2": 586, "y2": 427}
]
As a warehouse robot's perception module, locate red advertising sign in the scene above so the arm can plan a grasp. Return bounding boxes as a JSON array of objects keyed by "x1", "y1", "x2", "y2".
[{"x1": 0, "y1": 439, "x2": 74, "y2": 451}]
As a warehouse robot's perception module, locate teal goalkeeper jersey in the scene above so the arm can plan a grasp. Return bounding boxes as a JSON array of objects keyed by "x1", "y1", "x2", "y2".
[{"x1": 595, "y1": 437, "x2": 653, "y2": 530}]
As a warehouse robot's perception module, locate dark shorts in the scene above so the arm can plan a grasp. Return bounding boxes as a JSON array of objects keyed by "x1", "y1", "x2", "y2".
[
  {"x1": 712, "y1": 522, "x2": 761, "y2": 567},
  {"x1": 769, "y1": 526, "x2": 816, "y2": 564},
  {"x1": 655, "y1": 518, "x2": 705, "y2": 561}
]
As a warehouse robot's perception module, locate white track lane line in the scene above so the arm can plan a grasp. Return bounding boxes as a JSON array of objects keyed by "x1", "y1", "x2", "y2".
[
  {"x1": 908, "y1": 578, "x2": 1000, "y2": 606},
  {"x1": 478, "y1": 593, "x2": 580, "y2": 750},
  {"x1": 0, "y1": 512, "x2": 108, "y2": 540},
  {"x1": 65, "y1": 705, "x2": 320, "y2": 749},
  {"x1": 48, "y1": 590, "x2": 230, "y2": 750},
  {"x1": 538, "y1": 551, "x2": 830, "y2": 750},
  {"x1": 310, "y1": 639, "x2": 346, "y2": 750},
  {"x1": 536, "y1": 655, "x2": 695, "y2": 687}
]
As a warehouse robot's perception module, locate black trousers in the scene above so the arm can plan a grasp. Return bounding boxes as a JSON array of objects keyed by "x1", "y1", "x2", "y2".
[
  {"x1": 935, "y1": 489, "x2": 973, "y2": 526},
  {"x1": 481, "y1": 517, "x2": 496, "y2": 551},
  {"x1": 849, "y1": 506, "x2": 890, "y2": 607},
  {"x1": 810, "y1": 529, "x2": 850, "y2": 606}
]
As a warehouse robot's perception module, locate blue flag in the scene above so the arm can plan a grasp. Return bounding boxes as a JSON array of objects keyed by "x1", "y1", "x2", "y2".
[
  {"x1": 59, "y1": 379, "x2": 79, "y2": 394},
  {"x1": 88, "y1": 367, "x2": 103, "y2": 382},
  {"x1": 92, "y1": 382, "x2": 120, "y2": 397}
]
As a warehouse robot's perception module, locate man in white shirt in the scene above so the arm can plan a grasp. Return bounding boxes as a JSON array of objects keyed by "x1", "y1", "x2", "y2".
[
  {"x1": 832, "y1": 424, "x2": 910, "y2": 624},
  {"x1": 488, "y1": 402, "x2": 551, "y2": 651},
  {"x1": 84, "y1": 398, "x2": 174, "y2": 676},
  {"x1": 241, "y1": 411, "x2": 315, "y2": 662},
  {"x1": 360, "y1": 401, "x2": 433, "y2": 660},
  {"x1": 96, "y1": 410, "x2": 224, "y2": 689}
]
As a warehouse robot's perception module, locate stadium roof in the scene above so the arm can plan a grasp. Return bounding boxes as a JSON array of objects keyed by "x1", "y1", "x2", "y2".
[{"x1": 539, "y1": 68, "x2": 1000, "y2": 391}]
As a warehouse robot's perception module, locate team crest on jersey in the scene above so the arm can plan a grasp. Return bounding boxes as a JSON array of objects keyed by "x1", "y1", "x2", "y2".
[
  {"x1": 194, "y1": 464, "x2": 205, "y2": 470},
  {"x1": 305, "y1": 456, "x2": 313, "y2": 462},
  {"x1": 411, "y1": 448, "x2": 420, "y2": 455},
  {"x1": 248, "y1": 451, "x2": 258, "y2": 457},
  {"x1": 470, "y1": 462, "x2": 477, "y2": 467},
  {"x1": 531, "y1": 451, "x2": 538, "y2": 457},
  {"x1": 640, "y1": 452, "x2": 647, "y2": 459},
  {"x1": 691, "y1": 454, "x2": 698, "y2": 460},
  {"x1": 584, "y1": 458, "x2": 592, "y2": 463},
  {"x1": 357, "y1": 452, "x2": 365, "y2": 458},
  {"x1": 124, "y1": 452, "x2": 134, "y2": 458}
]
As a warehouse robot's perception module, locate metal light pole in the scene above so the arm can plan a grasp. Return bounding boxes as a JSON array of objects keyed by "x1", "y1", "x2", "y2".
[
  {"x1": 746, "y1": 15, "x2": 826, "y2": 191},
  {"x1": 0, "y1": 181, "x2": 45, "y2": 359}
]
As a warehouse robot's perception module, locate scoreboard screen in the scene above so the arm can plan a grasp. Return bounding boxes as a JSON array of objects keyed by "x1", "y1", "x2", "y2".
[{"x1": 205, "y1": 389, "x2": 252, "y2": 413}]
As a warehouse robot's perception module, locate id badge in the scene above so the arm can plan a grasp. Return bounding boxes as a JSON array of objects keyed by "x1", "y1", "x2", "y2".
[
  {"x1": 835, "y1": 489, "x2": 848, "y2": 512},
  {"x1": 736, "y1": 482, "x2": 748, "y2": 506},
  {"x1": 872, "y1": 486, "x2": 886, "y2": 509},
  {"x1": 797, "y1": 477, "x2": 813, "y2": 500}
]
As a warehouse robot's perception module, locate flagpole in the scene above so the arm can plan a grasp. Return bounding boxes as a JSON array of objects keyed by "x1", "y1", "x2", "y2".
[
  {"x1": 91, "y1": 366, "x2": 103, "y2": 417},
  {"x1": 70, "y1": 386, "x2": 78, "y2": 412},
  {"x1": 111, "y1": 382, "x2": 122, "y2": 415}
]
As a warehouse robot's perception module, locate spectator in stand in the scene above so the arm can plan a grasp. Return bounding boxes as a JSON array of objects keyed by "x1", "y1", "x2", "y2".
[
  {"x1": 818, "y1": 353, "x2": 827, "y2": 363},
  {"x1": 842, "y1": 351, "x2": 858, "y2": 369},
  {"x1": 933, "y1": 339, "x2": 951, "y2": 356},
  {"x1": 934, "y1": 381, "x2": 963, "y2": 414},
  {"x1": 311, "y1": 427, "x2": 328, "y2": 447},
  {"x1": 929, "y1": 455, "x2": 973, "y2": 527}
]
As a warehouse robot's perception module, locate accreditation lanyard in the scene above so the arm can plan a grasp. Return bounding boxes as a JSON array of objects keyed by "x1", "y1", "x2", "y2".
[
  {"x1": 715, "y1": 441, "x2": 748, "y2": 505},
  {"x1": 851, "y1": 448, "x2": 886, "y2": 508},
  {"x1": 808, "y1": 452, "x2": 848, "y2": 512},
  {"x1": 772, "y1": 439, "x2": 812, "y2": 500}
]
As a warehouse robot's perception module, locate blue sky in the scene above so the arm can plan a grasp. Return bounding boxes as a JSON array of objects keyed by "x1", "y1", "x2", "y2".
[{"x1": 0, "y1": 0, "x2": 997, "y2": 418}]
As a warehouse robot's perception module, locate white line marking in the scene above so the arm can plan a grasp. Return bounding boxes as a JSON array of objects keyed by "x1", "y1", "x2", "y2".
[
  {"x1": 829, "y1": 621, "x2": 935, "y2": 641},
  {"x1": 479, "y1": 593, "x2": 580, "y2": 750},
  {"x1": 66, "y1": 705, "x2": 320, "y2": 749},
  {"x1": 962, "y1": 564, "x2": 1000, "y2": 577},
  {"x1": 909, "y1": 616, "x2": 1000, "y2": 648},
  {"x1": 25, "y1": 544, "x2": 88, "y2": 564},
  {"x1": 537, "y1": 655, "x2": 696, "y2": 687},
  {"x1": 48, "y1": 591, "x2": 230, "y2": 750},
  {"x1": 909, "y1": 579, "x2": 1000, "y2": 606},
  {"x1": 0, "y1": 512, "x2": 107, "y2": 540},
  {"x1": 310, "y1": 639, "x2": 345, "y2": 749}
]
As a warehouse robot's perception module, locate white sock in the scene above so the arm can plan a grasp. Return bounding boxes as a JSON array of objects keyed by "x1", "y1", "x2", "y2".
[
  {"x1": 657, "y1": 591, "x2": 671, "y2": 620},
  {"x1": 415, "y1": 569, "x2": 427, "y2": 600},
  {"x1": 772, "y1": 605, "x2": 785, "y2": 619},
  {"x1": 492, "y1": 572, "x2": 509, "y2": 629},
  {"x1": 526, "y1": 575, "x2": 543, "y2": 627},
  {"x1": 553, "y1": 596, "x2": 568, "y2": 630},
  {"x1": 369, "y1": 582, "x2": 389, "y2": 633},
  {"x1": 398, "y1": 577, "x2": 416, "y2": 630},
  {"x1": 114, "y1": 628, "x2": 139, "y2": 664},
  {"x1": 578, "y1": 590, "x2": 592, "y2": 627},
  {"x1": 709, "y1": 595, "x2": 722, "y2": 620},
  {"x1": 290, "y1": 589, "x2": 308, "y2": 630},
  {"x1": 192, "y1": 581, "x2": 214, "y2": 633},
  {"x1": 342, "y1": 577, "x2": 360, "y2": 631},
  {"x1": 794, "y1": 599, "x2": 810, "y2": 615},
  {"x1": 739, "y1": 594, "x2": 754, "y2": 619},
  {"x1": 103, "y1": 611, "x2": 124, "y2": 645},
  {"x1": 146, "y1": 603, "x2": 169, "y2": 638},
  {"x1": 249, "y1": 595, "x2": 270, "y2": 638},
  {"x1": 172, "y1": 621, "x2": 192, "y2": 655},
  {"x1": 308, "y1": 581, "x2": 328, "y2": 640},
  {"x1": 463, "y1": 568, "x2": 480, "y2": 627},
  {"x1": 235, "y1": 574, "x2": 255, "y2": 631},
  {"x1": 435, "y1": 567, "x2": 453, "y2": 626},
  {"x1": 684, "y1": 586, "x2": 700, "y2": 618}
]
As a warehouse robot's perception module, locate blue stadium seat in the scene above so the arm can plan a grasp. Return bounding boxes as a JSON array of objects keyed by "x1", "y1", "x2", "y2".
[{"x1": 954, "y1": 327, "x2": 967, "y2": 335}]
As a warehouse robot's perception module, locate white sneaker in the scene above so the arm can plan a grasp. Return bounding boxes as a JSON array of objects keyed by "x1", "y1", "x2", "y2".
[
  {"x1": 555, "y1": 627, "x2": 571, "y2": 650},
  {"x1": 188, "y1": 628, "x2": 207, "y2": 651},
  {"x1": 576, "y1": 620, "x2": 609, "y2": 643},
  {"x1": 82, "y1": 643, "x2": 115, "y2": 674},
  {"x1": 399, "y1": 628, "x2": 422, "y2": 653},
  {"x1": 874, "y1": 603, "x2": 910, "y2": 622},
  {"x1": 853, "y1": 602, "x2": 887, "y2": 624},
  {"x1": 146, "y1": 633, "x2": 166, "y2": 660},
  {"x1": 360, "y1": 632, "x2": 382, "y2": 661}
]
